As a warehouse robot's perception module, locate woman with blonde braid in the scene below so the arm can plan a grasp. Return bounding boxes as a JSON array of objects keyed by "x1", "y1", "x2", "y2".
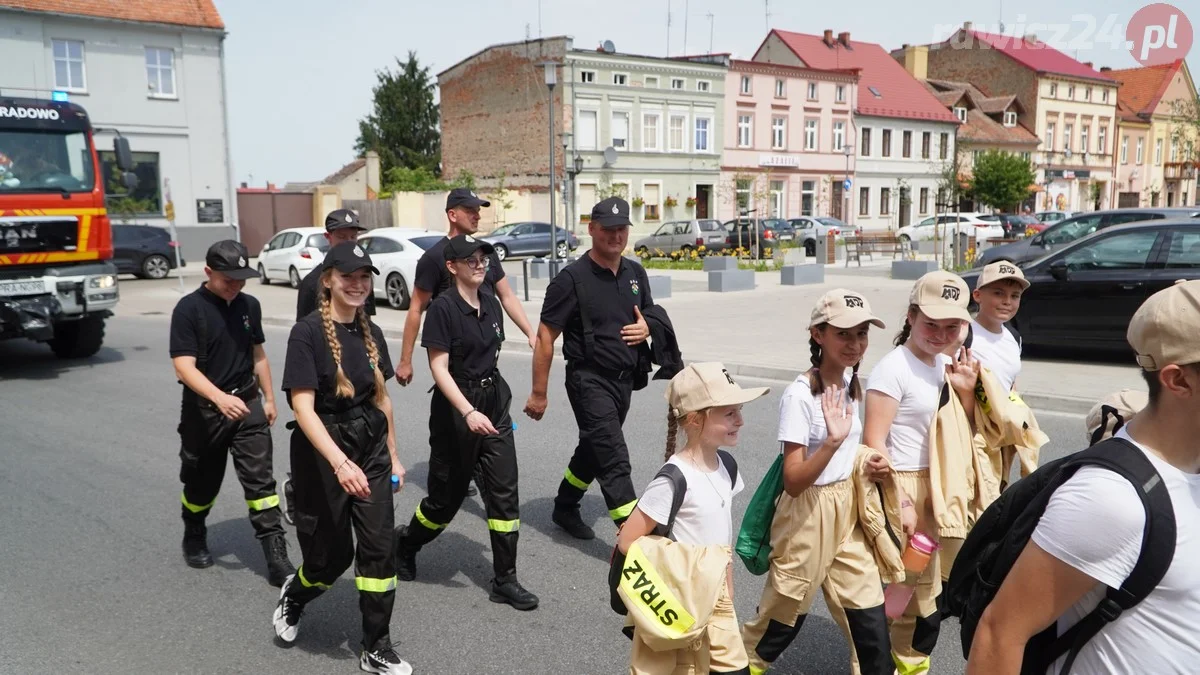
[{"x1": 272, "y1": 242, "x2": 412, "y2": 675}]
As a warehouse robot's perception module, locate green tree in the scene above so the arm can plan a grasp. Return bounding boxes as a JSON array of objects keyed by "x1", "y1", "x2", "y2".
[
  {"x1": 104, "y1": 164, "x2": 154, "y2": 223},
  {"x1": 381, "y1": 166, "x2": 446, "y2": 193},
  {"x1": 970, "y1": 150, "x2": 1037, "y2": 212},
  {"x1": 354, "y1": 51, "x2": 440, "y2": 175}
]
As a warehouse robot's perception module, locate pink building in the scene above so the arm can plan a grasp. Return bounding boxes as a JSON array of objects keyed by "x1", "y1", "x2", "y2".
[{"x1": 719, "y1": 59, "x2": 859, "y2": 223}]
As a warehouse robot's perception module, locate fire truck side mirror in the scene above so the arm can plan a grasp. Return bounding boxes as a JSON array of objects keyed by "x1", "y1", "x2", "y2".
[
  {"x1": 113, "y1": 137, "x2": 134, "y2": 172},
  {"x1": 122, "y1": 172, "x2": 139, "y2": 190}
]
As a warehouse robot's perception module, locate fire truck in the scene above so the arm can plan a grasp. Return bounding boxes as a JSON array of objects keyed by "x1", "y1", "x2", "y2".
[{"x1": 0, "y1": 96, "x2": 135, "y2": 358}]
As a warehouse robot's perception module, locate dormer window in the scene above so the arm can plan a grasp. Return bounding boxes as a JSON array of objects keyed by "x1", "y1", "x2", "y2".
[
  {"x1": 1003, "y1": 111, "x2": 1017, "y2": 127},
  {"x1": 954, "y1": 107, "x2": 967, "y2": 122}
]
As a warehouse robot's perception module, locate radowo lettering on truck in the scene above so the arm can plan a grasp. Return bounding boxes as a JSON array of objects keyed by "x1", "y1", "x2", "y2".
[{"x1": 0, "y1": 106, "x2": 61, "y2": 121}]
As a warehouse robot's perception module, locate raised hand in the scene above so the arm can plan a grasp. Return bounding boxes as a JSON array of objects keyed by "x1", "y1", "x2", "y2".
[{"x1": 820, "y1": 385, "x2": 853, "y2": 447}]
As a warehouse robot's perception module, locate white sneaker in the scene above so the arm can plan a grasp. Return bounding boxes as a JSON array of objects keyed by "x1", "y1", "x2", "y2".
[
  {"x1": 272, "y1": 574, "x2": 303, "y2": 643},
  {"x1": 360, "y1": 644, "x2": 413, "y2": 675}
]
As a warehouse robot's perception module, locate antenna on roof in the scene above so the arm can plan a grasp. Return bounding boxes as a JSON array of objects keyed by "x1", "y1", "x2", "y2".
[
  {"x1": 538, "y1": 0, "x2": 542, "y2": 38},
  {"x1": 666, "y1": 0, "x2": 671, "y2": 56},
  {"x1": 764, "y1": 0, "x2": 770, "y2": 32},
  {"x1": 683, "y1": 0, "x2": 689, "y2": 56},
  {"x1": 707, "y1": 12, "x2": 714, "y2": 54}
]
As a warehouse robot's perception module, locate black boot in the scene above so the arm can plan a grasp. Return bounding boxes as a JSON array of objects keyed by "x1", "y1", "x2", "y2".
[
  {"x1": 262, "y1": 534, "x2": 296, "y2": 587},
  {"x1": 395, "y1": 526, "x2": 419, "y2": 582},
  {"x1": 182, "y1": 521, "x2": 213, "y2": 569},
  {"x1": 551, "y1": 505, "x2": 595, "y2": 540},
  {"x1": 490, "y1": 575, "x2": 539, "y2": 611}
]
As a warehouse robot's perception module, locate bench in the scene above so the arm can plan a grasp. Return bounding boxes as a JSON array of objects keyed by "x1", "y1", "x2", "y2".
[{"x1": 844, "y1": 233, "x2": 912, "y2": 267}]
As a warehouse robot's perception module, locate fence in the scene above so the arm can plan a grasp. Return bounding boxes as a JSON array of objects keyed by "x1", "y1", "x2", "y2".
[
  {"x1": 236, "y1": 191, "x2": 315, "y2": 253},
  {"x1": 344, "y1": 199, "x2": 394, "y2": 230}
]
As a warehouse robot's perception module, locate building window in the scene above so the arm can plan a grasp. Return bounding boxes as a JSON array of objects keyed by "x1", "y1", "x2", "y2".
[
  {"x1": 644, "y1": 76, "x2": 659, "y2": 88},
  {"x1": 669, "y1": 114, "x2": 687, "y2": 151},
  {"x1": 939, "y1": 132, "x2": 949, "y2": 159},
  {"x1": 580, "y1": 70, "x2": 596, "y2": 83},
  {"x1": 807, "y1": 82, "x2": 818, "y2": 100},
  {"x1": 770, "y1": 180, "x2": 785, "y2": 217},
  {"x1": 1049, "y1": 83, "x2": 1058, "y2": 97},
  {"x1": 1136, "y1": 137, "x2": 1145, "y2": 164},
  {"x1": 642, "y1": 113, "x2": 660, "y2": 151},
  {"x1": 671, "y1": 78, "x2": 685, "y2": 90},
  {"x1": 99, "y1": 150, "x2": 162, "y2": 214},
  {"x1": 804, "y1": 119, "x2": 817, "y2": 151},
  {"x1": 643, "y1": 184, "x2": 661, "y2": 221},
  {"x1": 834, "y1": 121, "x2": 845, "y2": 151},
  {"x1": 578, "y1": 110, "x2": 598, "y2": 150},
  {"x1": 737, "y1": 115, "x2": 752, "y2": 147},
  {"x1": 1081, "y1": 126, "x2": 1090, "y2": 155},
  {"x1": 1063, "y1": 124, "x2": 1073, "y2": 152},
  {"x1": 973, "y1": 150, "x2": 983, "y2": 165},
  {"x1": 861, "y1": 128, "x2": 872, "y2": 157},
  {"x1": 1098, "y1": 127, "x2": 1107, "y2": 154},
  {"x1": 775, "y1": 79, "x2": 785, "y2": 98},
  {"x1": 694, "y1": 118, "x2": 711, "y2": 152},
  {"x1": 52, "y1": 39, "x2": 86, "y2": 91},
  {"x1": 902, "y1": 130, "x2": 913, "y2": 158},
  {"x1": 919, "y1": 187, "x2": 930, "y2": 214},
  {"x1": 697, "y1": 80, "x2": 711, "y2": 92},
  {"x1": 836, "y1": 85, "x2": 846, "y2": 103},
  {"x1": 1022, "y1": 151, "x2": 1032, "y2": 161},
  {"x1": 921, "y1": 131, "x2": 931, "y2": 159},
  {"x1": 1102, "y1": 89, "x2": 1109, "y2": 103},
  {"x1": 954, "y1": 107, "x2": 967, "y2": 122},
  {"x1": 736, "y1": 178, "x2": 752, "y2": 212},
  {"x1": 1155, "y1": 138, "x2": 1163, "y2": 164},
  {"x1": 611, "y1": 111, "x2": 629, "y2": 148},
  {"x1": 880, "y1": 187, "x2": 891, "y2": 216},
  {"x1": 1171, "y1": 139, "x2": 1179, "y2": 162},
  {"x1": 773, "y1": 117, "x2": 787, "y2": 150},
  {"x1": 882, "y1": 129, "x2": 892, "y2": 157},
  {"x1": 1067, "y1": 84, "x2": 1075, "y2": 99},
  {"x1": 740, "y1": 75, "x2": 751, "y2": 94},
  {"x1": 145, "y1": 47, "x2": 176, "y2": 97},
  {"x1": 859, "y1": 187, "x2": 870, "y2": 216},
  {"x1": 1121, "y1": 135, "x2": 1129, "y2": 164},
  {"x1": 1046, "y1": 123, "x2": 1056, "y2": 153},
  {"x1": 1085, "y1": 87, "x2": 1092, "y2": 101},
  {"x1": 1003, "y1": 111, "x2": 1017, "y2": 126},
  {"x1": 801, "y1": 181, "x2": 816, "y2": 216},
  {"x1": 613, "y1": 73, "x2": 628, "y2": 86}
]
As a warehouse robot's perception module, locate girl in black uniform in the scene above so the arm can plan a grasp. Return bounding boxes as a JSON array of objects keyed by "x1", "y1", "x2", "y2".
[
  {"x1": 273, "y1": 241, "x2": 412, "y2": 675},
  {"x1": 394, "y1": 234, "x2": 538, "y2": 611}
]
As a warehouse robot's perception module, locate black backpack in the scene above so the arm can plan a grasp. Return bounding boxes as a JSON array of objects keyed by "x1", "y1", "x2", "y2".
[
  {"x1": 608, "y1": 451, "x2": 738, "y2": 616},
  {"x1": 943, "y1": 437, "x2": 1176, "y2": 674}
]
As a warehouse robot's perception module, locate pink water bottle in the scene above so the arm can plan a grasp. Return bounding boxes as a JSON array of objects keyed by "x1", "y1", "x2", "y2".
[{"x1": 884, "y1": 532, "x2": 939, "y2": 619}]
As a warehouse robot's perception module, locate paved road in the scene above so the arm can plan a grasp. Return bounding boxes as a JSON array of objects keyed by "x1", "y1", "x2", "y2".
[{"x1": 0, "y1": 314, "x2": 1090, "y2": 674}]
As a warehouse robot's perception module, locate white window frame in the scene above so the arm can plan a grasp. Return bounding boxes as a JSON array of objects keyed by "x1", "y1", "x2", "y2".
[
  {"x1": 769, "y1": 180, "x2": 785, "y2": 217},
  {"x1": 579, "y1": 70, "x2": 596, "y2": 84},
  {"x1": 1063, "y1": 124, "x2": 1073, "y2": 152},
  {"x1": 939, "y1": 132, "x2": 949, "y2": 159},
  {"x1": 1046, "y1": 123, "x2": 1056, "y2": 153},
  {"x1": 807, "y1": 82, "x2": 818, "y2": 100},
  {"x1": 1121, "y1": 135, "x2": 1129, "y2": 164},
  {"x1": 671, "y1": 78, "x2": 685, "y2": 90},
  {"x1": 737, "y1": 115, "x2": 752, "y2": 148},
  {"x1": 740, "y1": 75, "x2": 752, "y2": 95},
  {"x1": 51, "y1": 38, "x2": 87, "y2": 92},
  {"x1": 1067, "y1": 84, "x2": 1075, "y2": 99},
  {"x1": 772, "y1": 117, "x2": 787, "y2": 150},
  {"x1": 833, "y1": 121, "x2": 845, "y2": 151},
  {"x1": 1003, "y1": 111, "x2": 1017, "y2": 126},
  {"x1": 694, "y1": 116, "x2": 712, "y2": 153},
  {"x1": 774, "y1": 79, "x2": 785, "y2": 98},
  {"x1": 1081, "y1": 126, "x2": 1090, "y2": 154},
  {"x1": 612, "y1": 72, "x2": 629, "y2": 86},
  {"x1": 577, "y1": 109, "x2": 599, "y2": 150},
  {"x1": 1136, "y1": 137, "x2": 1145, "y2": 164},
  {"x1": 611, "y1": 111, "x2": 630, "y2": 149},
  {"x1": 1097, "y1": 126, "x2": 1107, "y2": 154},
  {"x1": 1102, "y1": 89, "x2": 1109, "y2": 103},
  {"x1": 954, "y1": 107, "x2": 967, "y2": 122},
  {"x1": 804, "y1": 119, "x2": 817, "y2": 151},
  {"x1": 861, "y1": 128, "x2": 872, "y2": 157},
  {"x1": 1049, "y1": 82, "x2": 1058, "y2": 97},
  {"x1": 642, "y1": 113, "x2": 661, "y2": 152},
  {"x1": 668, "y1": 114, "x2": 688, "y2": 152},
  {"x1": 145, "y1": 47, "x2": 177, "y2": 98},
  {"x1": 835, "y1": 85, "x2": 846, "y2": 103},
  {"x1": 641, "y1": 181, "x2": 663, "y2": 222},
  {"x1": 696, "y1": 80, "x2": 711, "y2": 93},
  {"x1": 1155, "y1": 138, "x2": 1163, "y2": 164},
  {"x1": 644, "y1": 76, "x2": 659, "y2": 89}
]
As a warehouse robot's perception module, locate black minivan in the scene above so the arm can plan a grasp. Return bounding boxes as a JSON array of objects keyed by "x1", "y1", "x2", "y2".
[{"x1": 111, "y1": 224, "x2": 185, "y2": 279}]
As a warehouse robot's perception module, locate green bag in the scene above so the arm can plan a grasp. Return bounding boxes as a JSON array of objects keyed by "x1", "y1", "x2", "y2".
[{"x1": 735, "y1": 451, "x2": 786, "y2": 575}]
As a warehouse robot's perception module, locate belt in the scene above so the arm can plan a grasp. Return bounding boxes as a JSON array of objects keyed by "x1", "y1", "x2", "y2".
[
  {"x1": 186, "y1": 379, "x2": 259, "y2": 407},
  {"x1": 574, "y1": 363, "x2": 635, "y2": 381},
  {"x1": 453, "y1": 370, "x2": 501, "y2": 390},
  {"x1": 285, "y1": 403, "x2": 373, "y2": 430}
]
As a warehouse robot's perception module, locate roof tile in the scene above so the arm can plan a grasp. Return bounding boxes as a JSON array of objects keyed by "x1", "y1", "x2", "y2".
[
  {"x1": 956, "y1": 30, "x2": 1114, "y2": 82},
  {"x1": 1109, "y1": 60, "x2": 1181, "y2": 117},
  {"x1": 0, "y1": 0, "x2": 223, "y2": 30}
]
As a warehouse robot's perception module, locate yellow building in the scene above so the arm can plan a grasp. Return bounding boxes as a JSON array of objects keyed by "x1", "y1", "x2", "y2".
[{"x1": 1109, "y1": 59, "x2": 1198, "y2": 207}]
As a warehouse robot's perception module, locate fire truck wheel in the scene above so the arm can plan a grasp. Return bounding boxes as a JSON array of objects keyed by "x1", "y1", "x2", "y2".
[{"x1": 50, "y1": 316, "x2": 105, "y2": 359}]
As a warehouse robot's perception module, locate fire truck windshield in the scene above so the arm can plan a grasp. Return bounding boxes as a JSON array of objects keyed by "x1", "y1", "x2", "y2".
[{"x1": 0, "y1": 129, "x2": 95, "y2": 194}]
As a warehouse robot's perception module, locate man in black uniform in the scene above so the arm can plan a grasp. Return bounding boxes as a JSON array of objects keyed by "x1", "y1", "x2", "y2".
[
  {"x1": 169, "y1": 240, "x2": 295, "y2": 586},
  {"x1": 524, "y1": 197, "x2": 652, "y2": 540},
  {"x1": 295, "y1": 208, "x2": 374, "y2": 321}
]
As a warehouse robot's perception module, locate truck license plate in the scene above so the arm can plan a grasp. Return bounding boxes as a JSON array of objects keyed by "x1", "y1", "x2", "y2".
[{"x1": 0, "y1": 279, "x2": 46, "y2": 296}]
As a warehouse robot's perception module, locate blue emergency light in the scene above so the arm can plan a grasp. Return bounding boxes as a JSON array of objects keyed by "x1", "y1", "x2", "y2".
[{"x1": 51, "y1": 91, "x2": 69, "y2": 102}]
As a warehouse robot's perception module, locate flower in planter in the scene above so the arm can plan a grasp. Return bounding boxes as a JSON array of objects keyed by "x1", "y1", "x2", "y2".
[
  {"x1": 632, "y1": 196, "x2": 645, "y2": 207},
  {"x1": 685, "y1": 196, "x2": 697, "y2": 208},
  {"x1": 664, "y1": 196, "x2": 678, "y2": 208}
]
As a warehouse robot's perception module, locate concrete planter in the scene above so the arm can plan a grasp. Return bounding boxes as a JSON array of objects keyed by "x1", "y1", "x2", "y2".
[
  {"x1": 773, "y1": 248, "x2": 807, "y2": 266},
  {"x1": 703, "y1": 256, "x2": 739, "y2": 272},
  {"x1": 891, "y1": 260, "x2": 939, "y2": 280},
  {"x1": 781, "y1": 264, "x2": 824, "y2": 285},
  {"x1": 708, "y1": 269, "x2": 756, "y2": 292},
  {"x1": 648, "y1": 275, "x2": 672, "y2": 299},
  {"x1": 529, "y1": 258, "x2": 563, "y2": 279}
]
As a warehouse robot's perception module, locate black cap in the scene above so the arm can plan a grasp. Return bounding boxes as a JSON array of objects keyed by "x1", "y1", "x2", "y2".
[
  {"x1": 445, "y1": 187, "x2": 491, "y2": 211},
  {"x1": 443, "y1": 233, "x2": 495, "y2": 261},
  {"x1": 205, "y1": 239, "x2": 258, "y2": 280},
  {"x1": 590, "y1": 197, "x2": 632, "y2": 228},
  {"x1": 324, "y1": 208, "x2": 366, "y2": 232},
  {"x1": 323, "y1": 241, "x2": 379, "y2": 275}
]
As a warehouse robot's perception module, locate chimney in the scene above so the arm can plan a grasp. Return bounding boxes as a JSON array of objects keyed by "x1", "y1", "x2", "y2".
[
  {"x1": 902, "y1": 43, "x2": 910, "y2": 49},
  {"x1": 963, "y1": 21, "x2": 973, "y2": 32},
  {"x1": 1083, "y1": 61, "x2": 1094, "y2": 69},
  {"x1": 1024, "y1": 32, "x2": 1038, "y2": 43},
  {"x1": 897, "y1": 45, "x2": 929, "y2": 80},
  {"x1": 823, "y1": 30, "x2": 834, "y2": 46},
  {"x1": 838, "y1": 32, "x2": 851, "y2": 47},
  {"x1": 1100, "y1": 66, "x2": 1112, "y2": 72},
  {"x1": 239, "y1": 182, "x2": 248, "y2": 189}
]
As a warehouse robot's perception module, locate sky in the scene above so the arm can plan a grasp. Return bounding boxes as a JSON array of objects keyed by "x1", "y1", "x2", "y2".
[{"x1": 213, "y1": 0, "x2": 1199, "y2": 187}]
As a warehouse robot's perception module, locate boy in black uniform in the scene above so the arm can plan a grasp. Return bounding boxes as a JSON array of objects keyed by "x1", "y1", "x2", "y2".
[
  {"x1": 524, "y1": 197, "x2": 652, "y2": 540},
  {"x1": 393, "y1": 234, "x2": 538, "y2": 610},
  {"x1": 295, "y1": 208, "x2": 374, "y2": 321},
  {"x1": 169, "y1": 240, "x2": 294, "y2": 586}
]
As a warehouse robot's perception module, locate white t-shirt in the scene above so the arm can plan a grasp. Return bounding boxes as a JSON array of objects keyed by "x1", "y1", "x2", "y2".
[
  {"x1": 777, "y1": 371, "x2": 862, "y2": 486},
  {"x1": 638, "y1": 454, "x2": 746, "y2": 548},
  {"x1": 865, "y1": 346, "x2": 951, "y2": 471},
  {"x1": 1031, "y1": 427, "x2": 1200, "y2": 674},
  {"x1": 969, "y1": 320, "x2": 1021, "y2": 392}
]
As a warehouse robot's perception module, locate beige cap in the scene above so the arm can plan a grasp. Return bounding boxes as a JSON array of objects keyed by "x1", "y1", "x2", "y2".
[
  {"x1": 977, "y1": 260, "x2": 1030, "y2": 290},
  {"x1": 665, "y1": 362, "x2": 770, "y2": 418},
  {"x1": 809, "y1": 288, "x2": 887, "y2": 329},
  {"x1": 909, "y1": 270, "x2": 972, "y2": 322},
  {"x1": 1127, "y1": 279, "x2": 1200, "y2": 371},
  {"x1": 1086, "y1": 389, "x2": 1148, "y2": 445}
]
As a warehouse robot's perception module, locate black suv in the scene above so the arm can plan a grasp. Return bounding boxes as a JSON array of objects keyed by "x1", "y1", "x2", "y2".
[{"x1": 111, "y1": 224, "x2": 185, "y2": 279}]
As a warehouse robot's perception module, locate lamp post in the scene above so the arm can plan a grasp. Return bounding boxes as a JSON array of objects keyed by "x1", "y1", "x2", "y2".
[
  {"x1": 542, "y1": 61, "x2": 559, "y2": 271},
  {"x1": 842, "y1": 144, "x2": 854, "y2": 229},
  {"x1": 562, "y1": 132, "x2": 585, "y2": 236}
]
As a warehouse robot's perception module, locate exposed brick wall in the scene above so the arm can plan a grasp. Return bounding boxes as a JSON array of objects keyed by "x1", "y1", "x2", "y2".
[
  {"x1": 438, "y1": 39, "x2": 568, "y2": 191},
  {"x1": 925, "y1": 36, "x2": 1039, "y2": 134}
]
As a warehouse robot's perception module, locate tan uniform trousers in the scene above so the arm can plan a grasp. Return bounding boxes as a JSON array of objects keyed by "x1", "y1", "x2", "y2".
[
  {"x1": 888, "y1": 470, "x2": 944, "y2": 675},
  {"x1": 742, "y1": 480, "x2": 891, "y2": 675},
  {"x1": 630, "y1": 579, "x2": 748, "y2": 675}
]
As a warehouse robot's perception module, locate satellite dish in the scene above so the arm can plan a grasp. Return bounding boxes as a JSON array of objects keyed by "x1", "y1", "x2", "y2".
[
  {"x1": 603, "y1": 146, "x2": 618, "y2": 166},
  {"x1": 603, "y1": 40, "x2": 615, "y2": 53}
]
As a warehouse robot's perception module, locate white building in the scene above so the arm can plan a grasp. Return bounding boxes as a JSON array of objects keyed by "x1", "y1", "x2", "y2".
[{"x1": 0, "y1": 0, "x2": 235, "y2": 254}]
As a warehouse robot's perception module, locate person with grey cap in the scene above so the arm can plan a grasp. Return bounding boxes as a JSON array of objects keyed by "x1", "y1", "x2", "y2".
[
  {"x1": 525, "y1": 196, "x2": 654, "y2": 540},
  {"x1": 295, "y1": 208, "x2": 375, "y2": 321},
  {"x1": 168, "y1": 239, "x2": 294, "y2": 586}
]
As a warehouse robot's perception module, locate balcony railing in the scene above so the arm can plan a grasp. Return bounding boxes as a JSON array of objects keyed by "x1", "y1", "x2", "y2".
[{"x1": 1165, "y1": 161, "x2": 1199, "y2": 180}]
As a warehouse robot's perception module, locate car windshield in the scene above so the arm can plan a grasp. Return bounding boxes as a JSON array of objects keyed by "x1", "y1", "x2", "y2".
[
  {"x1": 0, "y1": 129, "x2": 95, "y2": 193},
  {"x1": 816, "y1": 217, "x2": 846, "y2": 228},
  {"x1": 1040, "y1": 215, "x2": 1104, "y2": 245},
  {"x1": 763, "y1": 218, "x2": 787, "y2": 230},
  {"x1": 306, "y1": 234, "x2": 329, "y2": 250},
  {"x1": 408, "y1": 235, "x2": 444, "y2": 250},
  {"x1": 488, "y1": 224, "x2": 516, "y2": 237}
]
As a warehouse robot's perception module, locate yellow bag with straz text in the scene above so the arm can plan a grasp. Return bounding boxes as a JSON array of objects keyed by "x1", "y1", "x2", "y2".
[{"x1": 617, "y1": 537, "x2": 730, "y2": 651}]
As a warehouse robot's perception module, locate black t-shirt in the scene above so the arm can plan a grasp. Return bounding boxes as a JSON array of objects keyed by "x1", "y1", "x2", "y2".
[
  {"x1": 421, "y1": 288, "x2": 505, "y2": 380},
  {"x1": 282, "y1": 313, "x2": 396, "y2": 415},
  {"x1": 169, "y1": 284, "x2": 265, "y2": 392},
  {"x1": 540, "y1": 255, "x2": 653, "y2": 371},
  {"x1": 296, "y1": 258, "x2": 377, "y2": 321},
  {"x1": 413, "y1": 236, "x2": 506, "y2": 300}
]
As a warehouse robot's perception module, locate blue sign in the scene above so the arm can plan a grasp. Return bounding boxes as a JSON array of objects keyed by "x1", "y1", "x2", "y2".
[
  {"x1": 51, "y1": 90, "x2": 69, "y2": 102},
  {"x1": 843, "y1": 179, "x2": 852, "y2": 191}
]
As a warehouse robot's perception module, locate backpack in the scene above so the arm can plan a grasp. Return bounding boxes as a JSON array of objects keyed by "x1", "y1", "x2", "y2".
[
  {"x1": 943, "y1": 437, "x2": 1176, "y2": 674},
  {"x1": 608, "y1": 451, "x2": 738, "y2": 616}
]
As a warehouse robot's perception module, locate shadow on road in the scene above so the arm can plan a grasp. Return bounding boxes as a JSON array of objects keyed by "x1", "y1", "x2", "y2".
[
  {"x1": 768, "y1": 612, "x2": 854, "y2": 675},
  {"x1": 0, "y1": 340, "x2": 128, "y2": 380},
  {"x1": 207, "y1": 516, "x2": 280, "y2": 587},
  {"x1": 521, "y1": 495, "x2": 621, "y2": 564}
]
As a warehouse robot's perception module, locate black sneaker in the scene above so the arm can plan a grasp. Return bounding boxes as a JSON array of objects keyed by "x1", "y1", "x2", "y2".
[
  {"x1": 395, "y1": 527, "x2": 417, "y2": 582},
  {"x1": 271, "y1": 575, "x2": 304, "y2": 644},
  {"x1": 262, "y1": 534, "x2": 296, "y2": 587},
  {"x1": 182, "y1": 522, "x2": 213, "y2": 568},
  {"x1": 490, "y1": 577, "x2": 539, "y2": 611},
  {"x1": 551, "y1": 507, "x2": 595, "y2": 540},
  {"x1": 360, "y1": 644, "x2": 413, "y2": 675}
]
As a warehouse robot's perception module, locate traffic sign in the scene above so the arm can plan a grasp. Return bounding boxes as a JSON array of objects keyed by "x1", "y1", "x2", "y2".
[{"x1": 843, "y1": 179, "x2": 852, "y2": 191}]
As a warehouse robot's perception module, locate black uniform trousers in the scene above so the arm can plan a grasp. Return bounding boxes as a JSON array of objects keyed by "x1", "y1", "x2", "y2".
[
  {"x1": 554, "y1": 363, "x2": 638, "y2": 525},
  {"x1": 285, "y1": 404, "x2": 396, "y2": 653},
  {"x1": 400, "y1": 373, "x2": 521, "y2": 580},
  {"x1": 178, "y1": 392, "x2": 284, "y2": 538}
]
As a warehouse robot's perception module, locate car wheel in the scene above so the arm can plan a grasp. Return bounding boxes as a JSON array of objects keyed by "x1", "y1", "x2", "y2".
[
  {"x1": 142, "y1": 254, "x2": 170, "y2": 280},
  {"x1": 258, "y1": 264, "x2": 270, "y2": 284},
  {"x1": 898, "y1": 234, "x2": 911, "y2": 243},
  {"x1": 555, "y1": 240, "x2": 569, "y2": 259},
  {"x1": 680, "y1": 245, "x2": 693, "y2": 254},
  {"x1": 804, "y1": 240, "x2": 816, "y2": 257},
  {"x1": 493, "y1": 244, "x2": 508, "y2": 262},
  {"x1": 386, "y1": 273, "x2": 411, "y2": 310},
  {"x1": 288, "y1": 266, "x2": 301, "y2": 289}
]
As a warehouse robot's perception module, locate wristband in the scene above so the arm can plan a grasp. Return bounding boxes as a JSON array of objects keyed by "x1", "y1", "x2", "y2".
[
  {"x1": 335, "y1": 458, "x2": 351, "y2": 475},
  {"x1": 463, "y1": 408, "x2": 477, "y2": 419}
]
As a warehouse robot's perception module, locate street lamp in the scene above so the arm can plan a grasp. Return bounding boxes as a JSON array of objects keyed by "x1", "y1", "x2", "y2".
[
  {"x1": 542, "y1": 61, "x2": 560, "y2": 269},
  {"x1": 562, "y1": 132, "x2": 585, "y2": 235},
  {"x1": 842, "y1": 144, "x2": 854, "y2": 229}
]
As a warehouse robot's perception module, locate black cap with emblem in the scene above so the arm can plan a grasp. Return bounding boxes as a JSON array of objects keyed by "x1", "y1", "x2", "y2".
[
  {"x1": 323, "y1": 241, "x2": 379, "y2": 275},
  {"x1": 590, "y1": 197, "x2": 632, "y2": 228},
  {"x1": 205, "y1": 239, "x2": 258, "y2": 280},
  {"x1": 443, "y1": 233, "x2": 496, "y2": 261},
  {"x1": 324, "y1": 208, "x2": 367, "y2": 232},
  {"x1": 445, "y1": 187, "x2": 491, "y2": 210}
]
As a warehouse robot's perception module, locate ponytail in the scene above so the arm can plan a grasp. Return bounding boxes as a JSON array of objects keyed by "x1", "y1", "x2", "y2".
[
  {"x1": 893, "y1": 304, "x2": 917, "y2": 346},
  {"x1": 849, "y1": 360, "x2": 863, "y2": 401},
  {"x1": 318, "y1": 285, "x2": 355, "y2": 399},
  {"x1": 357, "y1": 307, "x2": 388, "y2": 406},
  {"x1": 664, "y1": 410, "x2": 679, "y2": 461},
  {"x1": 808, "y1": 336, "x2": 825, "y2": 396}
]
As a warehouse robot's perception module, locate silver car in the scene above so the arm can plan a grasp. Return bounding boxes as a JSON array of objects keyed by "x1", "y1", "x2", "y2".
[{"x1": 633, "y1": 219, "x2": 726, "y2": 255}]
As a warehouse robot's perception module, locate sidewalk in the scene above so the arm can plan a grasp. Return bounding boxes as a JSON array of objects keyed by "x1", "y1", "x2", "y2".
[{"x1": 121, "y1": 262, "x2": 1142, "y2": 415}]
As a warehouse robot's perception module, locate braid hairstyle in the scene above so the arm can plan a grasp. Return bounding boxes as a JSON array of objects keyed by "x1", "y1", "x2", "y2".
[
  {"x1": 893, "y1": 304, "x2": 917, "y2": 346},
  {"x1": 318, "y1": 274, "x2": 354, "y2": 399},
  {"x1": 808, "y1": 335, "x2": 826, "y2": 397},
  {"x1": 664, "y1": 410, "x2": 679, "y2": 462},
  {"x1": 849, "y1": 361, "x2": 863, "y2": 401},
  {"x1": 356, "y1": 306, "x2": 388, "y2": 406}
]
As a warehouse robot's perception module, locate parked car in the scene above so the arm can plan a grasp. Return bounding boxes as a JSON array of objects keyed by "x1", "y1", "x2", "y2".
[
  {"x1": 257, "y1": 226, "x2": 328, "y2": 288},
  {"x1": 974, "y1": 208, "x2": 1200, "y2": 268},
  {"x1": 978, "y1": 213, "x2": 1042, "y2": 238},
  {"x1": 896, "y1": 213, "x2": 1004, "y2": 245},
  {"x1": 356, "y1": 228, "x2": 444, "y2": 310},
  {"x1": 111, "y1": 224, "x2": 185, "y2": 279},
  {"x1": 960, "y1": 219, "x2": 1200, "y2": 350},
  {"x1": 480, "y1": 221, "x2": 579, "y2": 261},
  {"x1": 1035, "y1": 210, "x2": 1077, "y2": 223},
  {"x1": 633, "y1": 219, "x2": 727, "y2": 255},
  {"x1": 788, "y1": 216, "x2": 844, "y2": 256},
  {"x1": 722, "y1": 218, "x2": 787, "y2": 257}
]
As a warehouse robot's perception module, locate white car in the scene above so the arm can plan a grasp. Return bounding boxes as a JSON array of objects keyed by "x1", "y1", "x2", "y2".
[
  {"x1": 896, "y1": 213, "x2": 1004, "y2": 245},
  {"x1": 357, "y1": 228, "x2": 446, "y2": 310},
  {"x1": 257, "y1": 227, "x2": 328, "y2": 288}
]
